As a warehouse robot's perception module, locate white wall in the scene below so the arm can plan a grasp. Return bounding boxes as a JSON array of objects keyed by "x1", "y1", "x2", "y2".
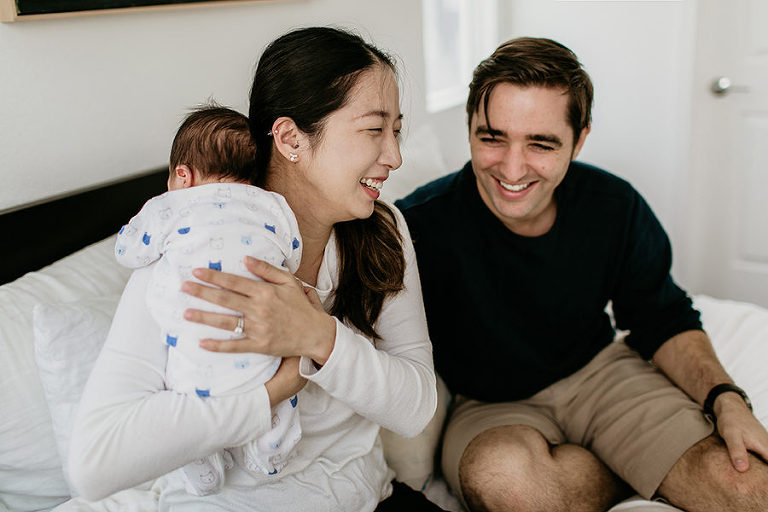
[
  {"x1": 494, "y1": 0, "x2": 699, "y2": 284},
  {"x1": 0, "y1": 0, "x2": 429, "y2": 211},
  {"x1": 0, "y1": 0, "x2": 700, "y2": 288},
  {"x1": 410, "y1": 0, "x2": 700, "y2": 284}
]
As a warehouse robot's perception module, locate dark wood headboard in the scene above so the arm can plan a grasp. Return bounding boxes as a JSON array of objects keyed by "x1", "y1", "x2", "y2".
[{"x1": 0, "y1": 167, "x2": 168, "y2": 285}]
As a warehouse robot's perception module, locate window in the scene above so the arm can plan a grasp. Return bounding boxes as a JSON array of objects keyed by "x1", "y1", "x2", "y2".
[{"x1": 422, "y1": 0, "x2": 499, "y2": 113}]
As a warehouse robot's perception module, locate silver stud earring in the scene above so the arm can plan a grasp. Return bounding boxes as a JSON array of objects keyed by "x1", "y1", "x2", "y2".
[
  {"x1": 293, "y1": 141, "x2": 299, "y2": 149},
  {"x1": 289, "y1": 153, "x2": 298, "y2": 162}
]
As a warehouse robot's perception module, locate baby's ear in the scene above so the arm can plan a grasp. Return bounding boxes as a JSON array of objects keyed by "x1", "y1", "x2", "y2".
[{"x1": 171, "y1": 164, "x2": 197, "y2": 189}]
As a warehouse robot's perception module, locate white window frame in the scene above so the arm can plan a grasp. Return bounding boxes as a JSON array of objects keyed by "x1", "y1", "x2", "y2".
[{"x1": 422, "y1": 0, "x2": 499, "y2": 113}]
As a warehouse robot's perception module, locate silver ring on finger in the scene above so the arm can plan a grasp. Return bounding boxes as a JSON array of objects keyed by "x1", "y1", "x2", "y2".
[{"x1": 233, "y1": 315, "x2": 244, "y2": 336}]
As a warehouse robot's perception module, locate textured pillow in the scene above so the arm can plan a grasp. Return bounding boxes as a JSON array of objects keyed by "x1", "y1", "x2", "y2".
[
  {"x1": 0, "y1": 235, "x2": 131, "y2": 511},
  {"x1": 33, "y1": 294, "x2": 122, "y2": 495}
]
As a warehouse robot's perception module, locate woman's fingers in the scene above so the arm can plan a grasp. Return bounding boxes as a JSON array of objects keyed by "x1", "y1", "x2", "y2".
[
  {"x1": 199, "y1": 338, "x2": 250, "y2": 353},
  {"x1": 182, "y1": 280, "x2": 253, "y2": 311},
  {"x1": 244, "y1": 256, "x2": 297, "y2": 285},
  {"x1": 190, "y1": 267, "x2": 258, "y2": 297},
  {"x1": 183, "y1": 309, "x2": 239, "y2": 331},
  {"x1": 188, "y1": 256, "x2": 302, "y2": 298}
]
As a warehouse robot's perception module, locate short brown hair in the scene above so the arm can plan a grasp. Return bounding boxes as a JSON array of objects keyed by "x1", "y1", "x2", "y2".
[
  {"x1": 467, "y1": 37, "x2": 593, "y2": 143},
  {"x1": 170, "y1": 106, "x2": 258, "y2": 183}
]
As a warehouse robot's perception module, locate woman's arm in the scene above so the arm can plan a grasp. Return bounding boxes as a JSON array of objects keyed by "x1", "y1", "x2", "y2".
[
  {"x1": 299, "y1": 208, "x2": 437, "y2": 437},
  {"x1": 68, "y1": 267, "x2": 275, "y2": 501},
  {"x1": 184, "y1": 206, "x2": 438, "y2": 438}
]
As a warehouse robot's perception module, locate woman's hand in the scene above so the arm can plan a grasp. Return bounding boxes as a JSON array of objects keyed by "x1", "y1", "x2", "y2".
[
  {"x1": 264, "y1": 356, "x2": 307, "y2": 406},
  {"x1": 181, "y1": 256, "x2": 337, "y2": 365}
]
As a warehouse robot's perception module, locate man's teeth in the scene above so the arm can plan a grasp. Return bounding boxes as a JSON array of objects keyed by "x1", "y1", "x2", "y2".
[
  {"x1": 361, "y1": 178, "x2": 383, "y2": 191},
  {"x1": 499, "y1": 180, "x2": 531, "y2": 192}
]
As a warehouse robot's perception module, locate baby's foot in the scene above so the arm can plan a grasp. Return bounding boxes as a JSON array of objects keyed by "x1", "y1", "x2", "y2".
[{"x1": 181, "y1": 453, "x2": 226, "y2": 496}]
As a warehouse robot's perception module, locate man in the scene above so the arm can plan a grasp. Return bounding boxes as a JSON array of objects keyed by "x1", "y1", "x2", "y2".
[{"x1": 395, "y1": 37, "x2": 768, "y2": 511}]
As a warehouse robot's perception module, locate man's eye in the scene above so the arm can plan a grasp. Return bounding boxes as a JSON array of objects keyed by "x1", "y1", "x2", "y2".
[
  {"x1": 368, "y1": 128, "x2": 383, "y2": 133},
  {"x1": 532, "y1": 143, "x2": 554, "y2": 150}
]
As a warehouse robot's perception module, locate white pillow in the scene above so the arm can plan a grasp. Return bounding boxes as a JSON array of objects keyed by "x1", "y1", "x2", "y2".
[
  {"x1": 33, "y1": 294, "x2": 122, "y2": 495},
  {"x1": 0, "y1": 235, "x2": 131, "y2": 512}
]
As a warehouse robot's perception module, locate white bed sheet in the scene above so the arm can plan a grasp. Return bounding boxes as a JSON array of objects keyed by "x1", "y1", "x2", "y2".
[{"x1": 3, "y1": 234, "x2": 768, "y2": 512}]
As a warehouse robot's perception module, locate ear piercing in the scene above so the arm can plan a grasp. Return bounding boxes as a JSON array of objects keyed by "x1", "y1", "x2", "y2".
[{"x1": 289, "y1": 153, "x2": 298, "y2": 162}]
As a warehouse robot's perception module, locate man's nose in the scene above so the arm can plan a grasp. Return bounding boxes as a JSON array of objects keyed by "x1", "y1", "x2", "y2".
[{"x1": 498, "y1": 144, "x2": 528, "y2": 182}]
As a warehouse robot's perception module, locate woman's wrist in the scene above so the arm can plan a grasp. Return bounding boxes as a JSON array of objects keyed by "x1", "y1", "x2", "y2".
[{"x1": 308, "y1": 313, "x2": 337, "y2": 367}]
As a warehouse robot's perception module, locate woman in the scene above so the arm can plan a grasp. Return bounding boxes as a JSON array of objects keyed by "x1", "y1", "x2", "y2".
[{"x1": 68, "y1": 27, "x2": 440, "y2": 511}]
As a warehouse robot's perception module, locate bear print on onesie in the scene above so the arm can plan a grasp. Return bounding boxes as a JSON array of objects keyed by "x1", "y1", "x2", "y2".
[{"x1": 116, "y1": 182, "x2": 303, "y2": 495}]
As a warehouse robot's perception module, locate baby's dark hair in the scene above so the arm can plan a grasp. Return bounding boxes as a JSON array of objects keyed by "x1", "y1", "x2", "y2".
[{"x1": 170, "y1": 105, "x2": 258, "y2": 183}]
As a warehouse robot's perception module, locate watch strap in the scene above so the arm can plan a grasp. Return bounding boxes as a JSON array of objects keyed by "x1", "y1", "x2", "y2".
[{"x1": 703, "y1": 383, "x2": 753, "y2": 418}]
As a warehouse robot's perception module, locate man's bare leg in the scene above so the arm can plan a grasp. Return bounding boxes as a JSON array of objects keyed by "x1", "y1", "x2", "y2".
[
  {"x1": 658, "y1": 435, "x2": 768, "y2": 511},
  {"x1": 458, "y1": 425, "x2": 631, "y2": 512}
]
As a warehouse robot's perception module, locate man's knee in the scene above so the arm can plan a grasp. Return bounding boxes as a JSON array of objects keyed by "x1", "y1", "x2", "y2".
[
  {"x1": 458, "y1": 425, "x2": 553, "y2": 511},
  {"x1": 661, "y1": 435, "x2": 768, "y2": 509}
]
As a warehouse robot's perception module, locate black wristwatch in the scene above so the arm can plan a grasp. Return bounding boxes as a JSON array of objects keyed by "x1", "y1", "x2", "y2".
[{"x1": 703, "y1": 383, "x2": 753, "y2": 418}]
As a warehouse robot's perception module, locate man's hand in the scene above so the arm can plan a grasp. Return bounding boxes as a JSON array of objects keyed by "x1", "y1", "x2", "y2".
[
  {"x1": 653, "y1": 329, "x2": 768, "y2": 472},
  {"x1": 713, "y1": 392, "x2": 768, "y2": 471}
]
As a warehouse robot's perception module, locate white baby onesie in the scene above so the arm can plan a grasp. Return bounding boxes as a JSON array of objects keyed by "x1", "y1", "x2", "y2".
[{"x1": 116, "y1": 182, "x2": 303, "y2": 493}]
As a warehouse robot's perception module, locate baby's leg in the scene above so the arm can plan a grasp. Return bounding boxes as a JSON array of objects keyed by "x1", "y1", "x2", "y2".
[
  {"x1": 242, "y1": 395, "x2": 302, "y2": 475},
  {"x1": 180, "y1": 450, "x2": 232, "y2": 496}
]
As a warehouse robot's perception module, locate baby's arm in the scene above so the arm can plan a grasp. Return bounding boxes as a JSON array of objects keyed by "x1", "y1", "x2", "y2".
[{"x1": 115, "y1": 195, "x2": 167, "y2": 268}]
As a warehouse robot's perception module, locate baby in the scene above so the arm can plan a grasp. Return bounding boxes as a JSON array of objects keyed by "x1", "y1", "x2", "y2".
[{"x1": 115, "y1": 106, "x2": 302, "y2": 495}]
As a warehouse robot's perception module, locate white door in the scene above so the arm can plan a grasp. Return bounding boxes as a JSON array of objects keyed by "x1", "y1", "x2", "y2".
[{"x1": 686, "y1": 0, "x2": 768, "y2": 308}]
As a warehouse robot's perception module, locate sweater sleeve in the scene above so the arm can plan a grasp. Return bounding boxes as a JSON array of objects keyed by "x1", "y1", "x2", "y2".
[
  {"x1": 611, "y1": 192, "x2": 702, "y2": 359},
  {"x1": 298, "y1": 206, "x2": 438, "y2": 438},
  {"x1": 67, "y1": 266, "x2": 273, "y2": 501}
]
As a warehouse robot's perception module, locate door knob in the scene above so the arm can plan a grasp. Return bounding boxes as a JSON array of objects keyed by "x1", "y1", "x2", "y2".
[{"x1": 710, "y1": 76, "x2": 750, "y2": 96}]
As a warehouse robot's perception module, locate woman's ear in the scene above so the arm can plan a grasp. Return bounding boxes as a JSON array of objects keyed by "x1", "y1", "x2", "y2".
[
  {"x1": 170, "y1": 164, "x2": 196, "y2": 189},
  {"x1": 271, "y1": 117, "x2": 304, "y2": 164}
]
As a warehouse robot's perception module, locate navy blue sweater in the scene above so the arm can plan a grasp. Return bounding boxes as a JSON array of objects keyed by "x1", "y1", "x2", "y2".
[{"x1": 395, "y1": 161, "x2": 702, "y2": 402}]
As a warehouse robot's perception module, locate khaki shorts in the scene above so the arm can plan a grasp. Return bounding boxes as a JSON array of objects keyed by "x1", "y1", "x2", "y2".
[{"x1": 441, "y1": 341, "x2": 714, "y2": 504}]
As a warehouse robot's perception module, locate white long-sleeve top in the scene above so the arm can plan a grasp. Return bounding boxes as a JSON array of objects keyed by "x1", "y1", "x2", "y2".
[{"x1": 68, "y1": 205, "x2": 437, "y2": 512}]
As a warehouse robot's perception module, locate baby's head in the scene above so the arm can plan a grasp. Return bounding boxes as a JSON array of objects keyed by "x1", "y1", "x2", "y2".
[{"x1": 168, "y1": 105, "x2": 257, "y2": 190}]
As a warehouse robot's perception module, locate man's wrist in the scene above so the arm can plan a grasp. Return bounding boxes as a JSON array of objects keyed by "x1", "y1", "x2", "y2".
[{"x1": 703, "y1": 383, "x2": 753, "y2": 418}]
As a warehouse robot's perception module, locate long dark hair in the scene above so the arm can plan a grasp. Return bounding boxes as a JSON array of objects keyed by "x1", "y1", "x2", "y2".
[{"x1": 248, "y1": 27, "x2": 405, "y2": 339}]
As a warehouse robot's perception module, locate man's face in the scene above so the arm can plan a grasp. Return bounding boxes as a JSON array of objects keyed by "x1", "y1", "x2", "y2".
[{"x1": 469, "y1": 83, "x2": 588, "y2": 236}]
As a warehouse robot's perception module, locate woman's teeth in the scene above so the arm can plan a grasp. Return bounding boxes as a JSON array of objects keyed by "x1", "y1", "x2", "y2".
[
  {"x1": 499, "y1": 180, "x2": 531, "y2": 192},
  {"x1": 360, "y1": 178, "x2": 383, "y2": 191}
]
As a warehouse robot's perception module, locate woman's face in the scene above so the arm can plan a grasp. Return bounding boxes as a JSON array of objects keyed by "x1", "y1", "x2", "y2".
[{"x1": 299, "y1": 65, "x2": 403, "y2": 225}]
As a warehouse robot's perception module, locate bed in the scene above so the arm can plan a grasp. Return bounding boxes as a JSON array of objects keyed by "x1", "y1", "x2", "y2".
[{"x1": 1, "y1": 153, "x2": 767, "y2": 512}]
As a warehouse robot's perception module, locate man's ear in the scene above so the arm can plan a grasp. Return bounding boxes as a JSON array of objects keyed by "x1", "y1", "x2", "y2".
[
  {"x1": 271, "y1": 117, "x2": 305, "y2": 164},
  {"x1": 172, "y1": 164, "x2": 196, "y2": 189},
  {"x1": 571, "y1": 125, "x2": 591, "y2": 160}
]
